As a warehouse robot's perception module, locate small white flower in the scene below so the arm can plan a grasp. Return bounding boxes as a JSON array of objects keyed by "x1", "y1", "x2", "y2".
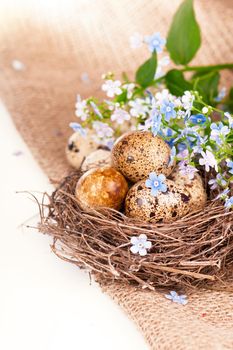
[
  {"x1": 111, "y1": 108, "x2": 131, "y2": 124},
  {"x1": 102, "y1": 80, "x2": 122, "y2": 98},
  {"x1": 199, "y1": 150, "x2": 218, "y2": 172},
  {"x1": 75, "y1": 95, "x2": 89, "y2": 121},
  {"x1": 129, "y1": 32, "x2": 143, "y2": 49},
  {"x1": 202, "y1": 106, "x2": 209, "y2": 114},
  {"x1": 178, "y1": 161, "x2": 198, "y2": 180},
  {"x1": 181, "y1": 91, "x2": 194, "y2": 111},
  {"x1": 12, "y1": 59, "x2": 25, "y2": 71},
  {"x1": 155, "y1": 89, "x2": 170, "y2": 104},
  {"x1": 165, "y1": 291, "x2": 188, "y2": 305},
  {"x1": 130, "y1": 234, "x2": 152, "y2": 256},
  {"x1": 92, "y1": 121, "x2": 114, "y2": 139},
  {"x1": 129, "y1": 98, "x2": 149, "y2": 117},
  {"x1": 124, "y1": 83, "x2": 135, "y2": 98}
]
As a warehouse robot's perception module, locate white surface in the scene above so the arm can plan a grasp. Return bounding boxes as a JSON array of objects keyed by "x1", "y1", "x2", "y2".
[{"x1": 0, "y1": 102, "x2": 148, "y2": 350}]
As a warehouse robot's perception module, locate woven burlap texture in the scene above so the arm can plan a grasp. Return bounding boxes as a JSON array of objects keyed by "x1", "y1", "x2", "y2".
[{"x1": 0, "y1": 1, "x2": 233, "y2": 348}]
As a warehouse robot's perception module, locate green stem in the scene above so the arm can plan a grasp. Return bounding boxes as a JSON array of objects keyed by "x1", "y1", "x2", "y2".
[{"x1": 180, "y1": 63, "x2": 233, "y2": 73}]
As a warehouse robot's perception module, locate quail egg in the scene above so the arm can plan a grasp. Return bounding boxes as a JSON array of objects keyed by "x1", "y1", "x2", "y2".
[
  {"x1": 66, "y1": 131, "x2": 98, "y2": 169},
  {"x1": 81, "y1": 149, "x2": 111, "y2": 172},
  {"x1": 168, "y1": 167, "x2": 207, "y2": 211},
  {"x1": 75, "y1": 166, "x2": 128, "y2": 211},
  {"x1": 125, "y1": 179, "x2": 191, "y2": 223},
  {"x1": 111, "y1": 131, "x2": 174, "y2": 182}
]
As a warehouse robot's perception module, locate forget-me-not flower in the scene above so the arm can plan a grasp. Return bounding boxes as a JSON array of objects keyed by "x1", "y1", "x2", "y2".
[
  {"x1": 144, "y1": 32, "x2": 166, "y2": 53},
  {"x1": 199, "y1": 150, "x2": 218, "y2": 172},
  {"x1": 208, "y1": 174, "x2": 227, "y2": 190},
  {"x1": 210, "y1": 122, "x2": 230, "y2": 145},
  {"x1": 150, "y1": 109, "x2": 162, "y2": 136},
  {"x1": 129, "y1": 98, "x2": 149, "y2": 117},
  {"x1": 165, "y1": 291, "x2": 188, "y2": 305},
  {"x1": 111, "y1": 108, "x2": 131, "y2": 124},
  {"x1": 102, "y1": 80, "x2": 122, "y2": 98},
  {"x1": 189, "y1": 114, "x2": 207, "y2": 125},
  {"x1": 225, "y1": 196, "x2": 233, "y2": 209},
  {"x1": 145, "y1": 172, "x2": 167, "y2": 197},
  {"x1": 178, "y1": 161, "x2": 198, "y2": 180},
  {"x1": 160, "y1": 100, "x2": 176, "y2": 121},
  {"x1": 75, "y1": 95, "x2": 89, "y2": 121},
  {"x1": 130, "y1": 234, "x2": 152, "y2": 256}
]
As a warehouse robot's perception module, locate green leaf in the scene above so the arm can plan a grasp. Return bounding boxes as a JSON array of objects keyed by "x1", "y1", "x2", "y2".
[
  {"x1": 136, "y1": 53, "x2": 157, "y2": 87},
  {"x1": 167, "y1": 0, "x2": 201, "y2": 65},
  {"x1": 165, "y1": 69, "x2": 193, "y2": 95},
  {"x1": 115, "y1": 90, "x2": 127, "y2": 103},
  {"x1": 194, "y1": 71, "x2": 220, "y2": 104}
]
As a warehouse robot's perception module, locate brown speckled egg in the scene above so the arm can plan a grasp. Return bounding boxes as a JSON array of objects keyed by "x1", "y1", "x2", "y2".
[
  {"x1": 169, "y1": 167, "x2": 207, "y2": 211},
  {"x1": 75, "y1": 166, "x2": 128, "y2": 211},
  {"x1": 125, "y1": 179, "x2": 191, "y2": 223},
  {"x1": 111, "y1": 131, "x2": 174, "y2": 182},
  {"x1": 81, "y1": 149, "x2": 111, "y2": 172},
  {"x1": 66, "y1": 131, "x2": 98, "y2": 169}
]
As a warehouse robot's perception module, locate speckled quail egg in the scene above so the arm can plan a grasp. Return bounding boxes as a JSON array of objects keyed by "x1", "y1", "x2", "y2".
[
  {"x1": 81, "y1": 149, "x2": 111, "y2": 172},
  {"x1": 125, "y1": 179, "x2": 191, "y2": 223},
  {"x1": 66, "y1": 131, "x2": 98, "y2": 169},
  {"x1": 168, "y1": 167, "x2": 207, "y2": 212},
  {"x1": 75, "y1": 166, "x2": 128, "y2": 211},
  {"x1": 111, "y1": 131, "x2": 174, "y2": 183}
]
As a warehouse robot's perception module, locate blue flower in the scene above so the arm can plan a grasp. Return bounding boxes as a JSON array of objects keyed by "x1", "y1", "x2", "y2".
[
  {"x1": 189, "y1": 114, "x2": 207, "y2": 125},
  {"x1": 227, "y1": 160, "x2": 233, "y2": 175},
  {"x1": 208, "y1": 174, "x2": 227, "y2": 190},
  {"x1": 144, "y1": 32, "x2": 166, "y2": 53},
  {"x1": 69, "y1": 122, "x2": 87, "y2": 136},
  {"x1": 160, "y1": 100, "x2": 176, "y2": 121},
  {"x1": 151, "y1": 111, "x2": 162, "y2": 136},
  {"x1": 145, "y1": 172, "x2": 167, "y2": 197},
  {"x1": 159, "y1": 128, "x2": 175, "y2": 147},
  {"x1": 225, "y1": 196, "x2": 233, "y2": 209},
  {"x1": 165, "y1": 291, "x2": 188, "y2": 305},
  {"x1": 210, "y1": 122, "x2": 230, "y2": 145}
]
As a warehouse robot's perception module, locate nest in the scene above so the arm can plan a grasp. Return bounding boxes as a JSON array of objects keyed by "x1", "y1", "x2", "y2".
[{"x1": 39, "y1": 171, "x2": 233, "y2": 291}]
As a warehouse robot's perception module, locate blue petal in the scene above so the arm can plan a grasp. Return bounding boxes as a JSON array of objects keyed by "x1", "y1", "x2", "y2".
[
  {"x1": 160, "y1": 183, "x2": 167, "y2": 193},
  {"x1": 145, "y1": 179, "x2": 152, "y2": 188},
  {"x1": 149, "y1": 172, "x2": 157, "y2": 181},
  {"x1": 151, "y1": 188, "x2": 158, "y2": 197},
  {"x1": 158, "y1": 174, "x2": 166, "y2": 182}
]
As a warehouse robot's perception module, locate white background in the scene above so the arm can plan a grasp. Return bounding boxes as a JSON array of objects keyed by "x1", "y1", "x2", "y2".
[{"x1": 0, "y1": 102, "x2": 148, "y2": 350}]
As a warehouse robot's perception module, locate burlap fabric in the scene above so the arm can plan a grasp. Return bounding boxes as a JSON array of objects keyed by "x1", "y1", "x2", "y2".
[{"x1": 1, "y1": 1, "x2": 233, "y2": 348}]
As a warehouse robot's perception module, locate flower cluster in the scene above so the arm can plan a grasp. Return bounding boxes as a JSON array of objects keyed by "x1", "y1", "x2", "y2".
[{"x1": 69, "y1": 32, "x2": 233, "y2": 210}]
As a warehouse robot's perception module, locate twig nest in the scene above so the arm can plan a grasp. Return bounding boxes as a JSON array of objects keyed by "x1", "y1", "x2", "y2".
[
  {"x1": 169, "y1": 168, "x2": 207, "y2": 211},
  {"x1": 111, "y1": 131, "x2": 173, "y2": 182},
  {"x1": 75, "y1": 166, "x2": 128, "y2": 210},
  {"x1": 125, "y1": 179, "x2": 191, "y2": 223},
  {"x1": 66, "y1": 131, "x2": 98, "y2": 169},
  {"x1": 81, "y1": 149, "x2": 111, "y2": 172}
]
